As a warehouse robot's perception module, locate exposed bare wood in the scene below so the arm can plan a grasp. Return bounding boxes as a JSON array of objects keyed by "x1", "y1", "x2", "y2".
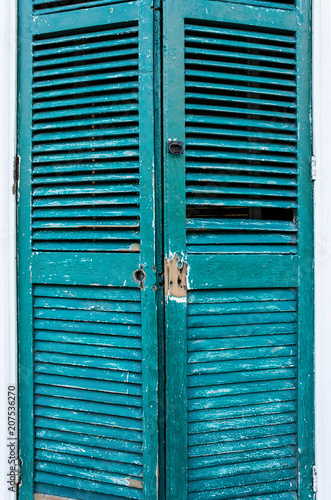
[
  {"x1": 128, "y1": 478, "x2": 143, "y2": 489},
  {"x1": 164, "y1": 254, "x2": 187, "y2": 298},
  {"x1": 35, "y1": 494, "x2": 75, "y2": 500}
]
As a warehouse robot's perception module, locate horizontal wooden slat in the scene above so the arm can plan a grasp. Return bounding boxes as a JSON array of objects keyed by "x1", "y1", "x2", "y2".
[
  {"x1": 185, "y1": 80, "x2": 297, "y2": 99},
  {"x1": 35, "y1": 362, "x2": 142, "y2": 383},
  {"x1": 189, "y1": 420, "x2": 296, "y2": 446},
  {"x1": 35, "y1": 494, "x2": 75, "y2": 500},
  {"x1": 32, "y1": 252, "x2": 140, "y2": 286},
  {"x1": 35, "y1": 351, "x2": 142, "y2": 373},
  {"x1": 184, "y1": 2, "x2": 296, "y2": 30},
  {"x1": 35, "y1": 373, "x2": 142, "y2": 395},
  {"x1": 34, "y1": 296, "x2": 141, "y2": 311},
  {"x1": 188, "y1": 368, "x2": 297, "y2": 389},
  {"x1": 33, "y1": 0, "x2": 135, "y2": 14},
  {"x1": 35, "y1": 470, "x2": 143, "y2": 500},
  {"x1": 33, "y1": 48, "x2": 139, "y2": 70},
  {"x1": 185, "y1": 23, "x2": 296, "y2": 45},
  {"x1": 185, "y1": 46, "x2": 296, "y2": 67},
  {"x1": 186, "y1": 113, "x2": 296, "y2": 131},
  {"x1": 187, "y1": 254, "x2": 298, "y2": 289},
  {"x1": 36, "y1": 450, "x2": 142, "y2": 479},
  {"x1": 189, "y1": 446, "x2": 296, "y2": 476},
  {"x1": 36, "y1": 416, "x2": 142, "y2": 442},
  {"x1": 33, "y1": 29, "x2": 138, "y2": 54},
  {"x1": 35, "y1": 405, "x2": 142, "y2": 430},
  {"x1": 32, "y1": 3, "x2": 139, "y2": 35},
  {"x1": 188, "y1": 287, "x2": 296, "y2": 303},
  {"x1": 189, "y1": 411, "x2": 297, "y2": 435},
  {"x1": 187, "y1": 219, "x2": 297, "y2": 232}
]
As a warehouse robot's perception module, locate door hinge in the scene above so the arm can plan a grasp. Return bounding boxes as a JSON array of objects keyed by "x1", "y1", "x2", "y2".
[
  {"x1": 312, "y1": 465, "x2": 318, "y2": 494},
  {"x1": 14, "y1": 457, "x2": 22, "y2": 486},
  {"x1": 164, "y1": 254, "x2": 187, "y2": 298},
  {"x1": 311, "y1": 155, "x2": 317, "y2": 182},
  {"x1": 12, "y1": 154, "x2": 20, "y2": 195}
]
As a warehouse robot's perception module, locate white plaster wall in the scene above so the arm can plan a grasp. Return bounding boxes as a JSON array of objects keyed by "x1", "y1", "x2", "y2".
[
  {"x1": 313, "y1": 0, "x2": 331, "y2": 498},
  {"x1": 0, "y1": 0, "x2": 17, "y2": 499}
]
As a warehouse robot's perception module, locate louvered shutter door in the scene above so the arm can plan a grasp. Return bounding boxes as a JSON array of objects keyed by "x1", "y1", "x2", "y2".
[
  {"x1": 163, "y1": 1, "x2": 313, "y2": 499},
  {"x1": 18, "y1": 2, "x2": 158, "y2": 500}
]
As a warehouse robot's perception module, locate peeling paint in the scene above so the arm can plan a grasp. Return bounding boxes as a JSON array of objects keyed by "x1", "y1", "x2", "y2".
[
  {"x1": 127, "y1": 478, "x2": 143, "y2": 489},
  {"x1": 164, "y1": 253, "x2": 187, "y2": 298}
]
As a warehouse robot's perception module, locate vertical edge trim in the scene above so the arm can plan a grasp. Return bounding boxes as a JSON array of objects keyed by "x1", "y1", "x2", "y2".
[
  {"x1": 163, "y1": 0, "x2": 188, "y2": 497},
  {"x1": 296, "y1": 0, "x2": 315, "y2": 498},
  {"x1": 153, "y1": 0, "x2": 166, "y2": 497},
  {"x1": 139, "y1": 0, "x2": 159, "y2": 497},
  {"x1": 17, "y1": 0, "x2": 34, "y2": 497}
]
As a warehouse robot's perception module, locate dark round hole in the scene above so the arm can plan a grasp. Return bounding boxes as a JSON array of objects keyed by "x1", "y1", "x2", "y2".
[{"x1": 133, "y1": 269, "x2": 146, "y2": 285}]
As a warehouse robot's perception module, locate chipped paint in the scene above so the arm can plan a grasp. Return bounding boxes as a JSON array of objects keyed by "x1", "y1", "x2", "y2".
[
  {"x1": 130, "y1": 242, "x2": 141, "y2": 252},
  {"x1": 128, "y1": 478, "x2": 143, "y2": 489},
  {"x1": 164, "y1": 253, "x2": 187, "y2": 298},
  {"x1": 34, "y1": 494, "x2": 76, "y2": 500}
]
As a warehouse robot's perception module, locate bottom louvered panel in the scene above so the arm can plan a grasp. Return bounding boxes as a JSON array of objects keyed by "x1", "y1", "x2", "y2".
[
  {"x1": 187, "y1": 288, "x2": 298, "y2": 500},
  {"x1": 33, "y1": 284, "x2": 143, "y2": 500}
]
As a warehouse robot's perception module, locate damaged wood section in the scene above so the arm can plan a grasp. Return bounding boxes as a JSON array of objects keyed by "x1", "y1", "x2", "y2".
[
  {"x1": 35, "y1": 494, "x2": 76, "y2": 500},
  {"x1": 164, "y1": 254, "x2": 187, "y2": 297},
  {"x1": 33, "y1": 476, "x2": 143, "y2": 500}
]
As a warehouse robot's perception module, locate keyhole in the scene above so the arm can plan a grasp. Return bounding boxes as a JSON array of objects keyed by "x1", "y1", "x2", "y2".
[{"x1": 133, "y1": 269, "x2": 146, "y2": 286}]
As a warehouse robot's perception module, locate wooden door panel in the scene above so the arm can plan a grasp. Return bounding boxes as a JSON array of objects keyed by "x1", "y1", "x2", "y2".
[
  {"x1": 163, "y1": 0, "x2": 313, "y2": 499},
  {"x1": 18, "y1": 2, "x2": 158, "y2": 499}
]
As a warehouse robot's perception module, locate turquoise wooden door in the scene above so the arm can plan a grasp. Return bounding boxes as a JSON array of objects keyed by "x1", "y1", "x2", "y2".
[
  {"x1": 163, "y1": 0, "x2": 314, "y2": 499},
  {"x1": 17, "y1": 0, "x2": 313, "y2": 499},
  {"x1": 17, "y1": 1, "x2": 159, "y2": 499}
]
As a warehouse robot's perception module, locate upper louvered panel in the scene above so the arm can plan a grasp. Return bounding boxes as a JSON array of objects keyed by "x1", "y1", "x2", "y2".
[
  {"x1": 34, "y1": 284, "x2": 143, "y2": 500},
  {"x1": 33, "y1": 0, "x2": 136, "y2": 15},
  {"x1": 32, "y1": 23, "x2": 140, "y2": 253},
  {"x1": 185, "y1": 21, "x2": 298, "y2": 254},
  {"x1": 187, "y1": 288, "x2": 298, "y2": 500}
]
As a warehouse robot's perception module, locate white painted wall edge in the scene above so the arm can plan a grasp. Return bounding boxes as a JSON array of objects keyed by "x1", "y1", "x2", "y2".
[
  {"x1": 0, "y1": 0, "x2": 18, "y2": 499},
  {"x1": 313, "y1": 0, "x2": 331, "y2": 498}
]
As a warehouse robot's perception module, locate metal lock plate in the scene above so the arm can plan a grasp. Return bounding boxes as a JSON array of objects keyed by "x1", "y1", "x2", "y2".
[{"x1": 168, "y1": 140, "x2": 184, "y2": 155}]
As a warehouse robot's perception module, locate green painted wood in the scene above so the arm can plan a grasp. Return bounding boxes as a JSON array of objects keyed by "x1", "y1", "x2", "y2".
[
  {"x1": 153, "y1": 0, "x2": 166, "y2": 497},
  {"x1": 35, "y1": 450, "x2": 142, "y2": 477},
  {"x1": 188, "y1": 255, "x2": 298, "y2": 289},
  {"x1": 138, "y1": 0, "x2": 159, "y2": 497},
  {"x1": 18, "y1": 1, "x2": 158, "y2": 499},
  {"x1": 33, "y1": 0, "x2": 134, "y2": 15},
  {"x1": 32, "y1": 2, "x2": 139, "y2": 34},
  {"x1": 32, "y1": 252, "x2": 140, "y2": 286},
  {"x1": 184, "y1": 0, "x2": 296, "y2": 30},
  {"x1": 163, "y1": 0, "x2": 188, "y2": 498},
  {"x1": 296, "y1": 1, "x2": 315, "y2": 499},
  {"x1": 17, "y1": 0, "x2": 34, "y2": 497},
  {"x1": 163, "y1": 1, "x2": 313, "y2": 499},
  {"x1": 18, "y1": 0, "x2": 313, "y2": 498}
]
